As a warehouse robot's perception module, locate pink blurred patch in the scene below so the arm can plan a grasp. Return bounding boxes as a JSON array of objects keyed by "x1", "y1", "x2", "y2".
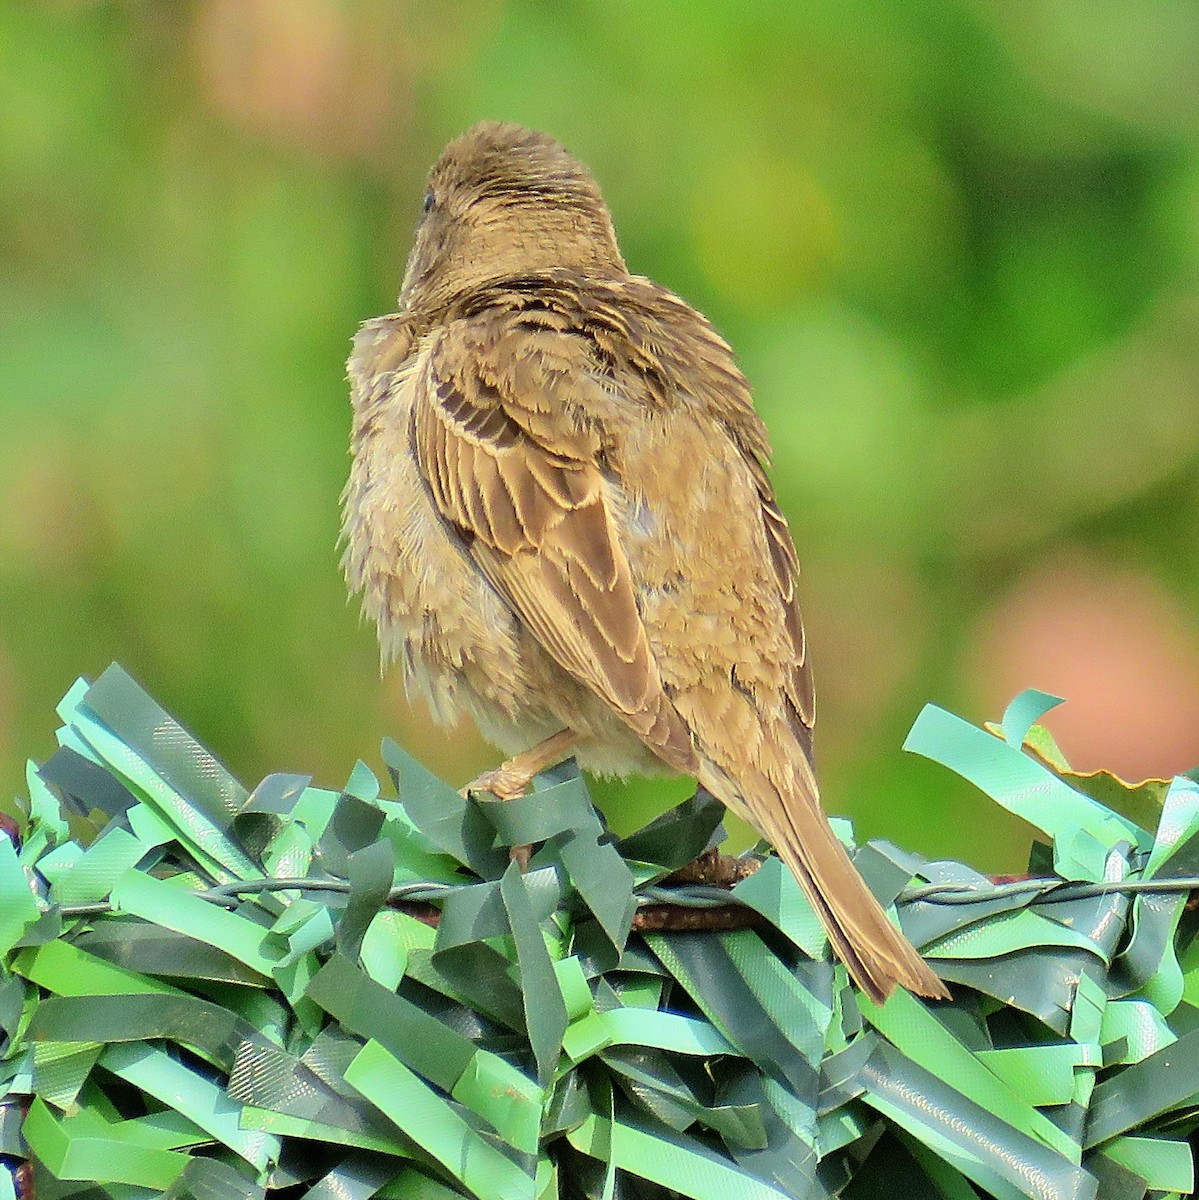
[
  {"x1": 971, "y1": 557, "x2": 1199, "y2": 780},
  {"x1": 191, "y1": 0, "x2": 408, "y2": 160}
]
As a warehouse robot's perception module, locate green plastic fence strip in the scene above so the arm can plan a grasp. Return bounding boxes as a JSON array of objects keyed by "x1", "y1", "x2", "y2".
[
  {"x1": 431, "y1": 886, "x2": 527, "y2": 1030},
  {"x1": 1100, "y1": 1135, "x2": 1194, "y2": 1195},
  {"x1": 238, "y1": 1105, "x2": 403, "y2": 1156},
  {"x1": 32, "y1": 1040, "x2": 102, "y2": 1110},
  {"x1": 316, "y1": 793, "x2": 385, "y2": 878},
  {"x1": 858, "y1": 1041, "x2": 1095, "y2": 1200},
  {"x1": 1124, "y1": 892, "x2": 1187, "y2": 1017},
  {"x1": 859, "y1": 989, "x2": 1079, "y2": 1159},
  {"x1": 53, "y1": 1107, "x2": 207, "y2": 1157},
  {"x1": 616, "y1": 789, "x2": 727, "y2": 875},
  {"x1": 1087, "y1": 1150, "x2": 1171, "y2": 1198},
  {"x1": 22, "y1": 1098, "x2": 189, "y2": 1189},
  {"x1": 974, "y1": 1046, "x2": 1096, "y2": 1108},
  {"x1": 53, "y1": 675, "x2": 106, "y2": 757},
  {"x1": 900, "y1": 1132, "x2": 984, "y2": 1200},
  {"x1": 0, "y1": 1098, "x2": 22, "y2": 1154},
  {"x1": 12, "y1": 939, "x2": 183, "y2": 997},
  {"x1": 645, "y1": 932, "x2": 821, "y2": 1098},
  {"x1": 0, "y1": 839, "x2": 39, "y2": 957},
  {"x1": 337, "y1": 841, "x2": 395, "y2": 959},
  {"x1": 594, "y1": 1007, "x2": 738, "y2": 1057},
  {"x1": 359, "y1": 915, "x2": 408, "y2": 991},
  {"x1": 63, "y1": 706, "x2": 256, "y2": 883},
  {"x1": 1085, "y1": 1024, "x2": 1199, "y2": 1147},
  {"x1": 273, "y1": 902, "x2": 335, "y2": 969},
  {"x1": 474, "y1": 785, "x2": 581, "y2": 849},
  {"x1": 162, "y1": 1156, "x2": 264, "y2": 1200},
  {"x1": 305, "y1": 955, "x2": 542, "y2": 1154},
  {"x1": 34, "y1": 841, "x2": 83, "y2": 890},
  {"x1": 718, "y1": 929, "x2": 831, "y2": 1064},
  {"x1": 1099, "y1": 998, "x2": 1176, "y2": 1066},
  {"x1": 48, "y1": 827, "x2": 149, "y2": 906},
  {"x1": 603, "y1": 1050, "x2": 769, "y2": 1149},
  {"x1": 554, "y1": 954, "x2": 593, "y2": 1019},
  {"x1": 556, "y1": 830, "x2": 637, "y2": 959},
  {"x1": 28, "y1": 992, "x2": 260, "y2": 1074},
  {"x1": 126, "y1": 800, "x2": 178, "y2": 848},
  {"x1": 110, "y1": 870, "x2": 278, "y2": 978},
  {"x1": 306, "y1": 955, "x2": 473, "y2": 1087},
  {"x1": 260, "y1": 820, "x2": 314, "y2": 885},
  {"x1": 451, "y1": 1051, "x2": 542, "y2": 1157},
  {"x1": 20, "y1": 758, "x2": 68, "y2": 862},
  {"x1": 382, "y1": 738, "x2": 506, "y2": 879},
  {"x1": 229, "y1": 1046, "x2": 417, "y2": 1156},
  {"x1": 287, "y1": 785, "x2": 340, "y2": 844},
  {"x1": 82, "y1": 665, "x2": 249, "y2": 828},
  {"x1": 71, "y1": 919, "x2": 268, "y2": 987},
  {"x1": 345, "y1": 1039, "x2": 534, "y2": 1200},
  {"x1": 904, "y1": 704, "x2": 1142, "y2": 880},
  {"x1": 304, "y1": 1151, "x2": 401, "y2": 1200},
  {"x1": 100, "y1": 1041, "x2": 278, "y2": 1170},
  {"x1": 1128, "y1": 775, "x2": 1199, "y2": 1014},
  {"x1": 10, "y1": 668, "x2": 1199, "y2": 1200},
  {"x1": 344, "y1": 760, "x2": 382, "y2": 802},
  {"x1": 1143, "y1": 775, "x2": 1199, "y2": 877},
  {"x1": 106, "y1": 1110, "x2": 212, "y2": 1151},
  {"x1": 378, "y1": 1168, "x2": 476, "y2": 1200},
  {"x1": 731, "y1": 857, "x2": 827, "y2": 960},
  {"x1": 1000, "y1": 691, "x2": 1066, "y2": 749},
  {"x1": 923, "y1": 907, "x2": 1103, "y2": 960},
  {"x1": 512, "y1": 773, "x2": 638, "y2": 956},
  {"x1": 567, "y1": 1113, "x2": 793, "y2": 1200},
  {"x1": 500, "y1": 862, "x2": 568, "y2": 1087}
]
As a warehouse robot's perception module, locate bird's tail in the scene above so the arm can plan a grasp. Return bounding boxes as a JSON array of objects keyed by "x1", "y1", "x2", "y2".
[{"x1": 702, "y1": 753, "x2": 949, "y2": 1005}]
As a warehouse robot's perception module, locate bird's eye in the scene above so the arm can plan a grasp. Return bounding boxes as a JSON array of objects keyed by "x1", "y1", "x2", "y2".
[{"x1": 422, "y1": 190, "x2": 436, "y2": 214}]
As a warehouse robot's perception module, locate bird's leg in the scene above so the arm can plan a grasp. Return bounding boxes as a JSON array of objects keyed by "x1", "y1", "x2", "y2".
[
  {"x1": 462, "y1": 729, "x2": 578, "y2": 870},
  {"x1": 463, "y1": 729, "x2": 579, "y2": 801}
]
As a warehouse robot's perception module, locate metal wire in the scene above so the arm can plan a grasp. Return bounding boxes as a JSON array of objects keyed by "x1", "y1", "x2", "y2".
[
  {"x1": 52, "y1": 870, "x2": 1199, "y2": 921},
  {"x1": 899, "y1": 876, "x2": 1199, "y2": 905}
]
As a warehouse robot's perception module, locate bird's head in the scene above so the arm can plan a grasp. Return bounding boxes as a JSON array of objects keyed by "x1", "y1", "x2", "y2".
[{"x1": 398, "y1": 122, "x2": 626, "y2": 313}]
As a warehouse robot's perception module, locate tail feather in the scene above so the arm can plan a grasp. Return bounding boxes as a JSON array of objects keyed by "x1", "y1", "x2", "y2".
[{"x1": 702, "y1": 757, "x2": 949, "y2": 1005}]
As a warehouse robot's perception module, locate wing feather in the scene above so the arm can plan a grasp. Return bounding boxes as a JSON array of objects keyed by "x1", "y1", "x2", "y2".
[
  {"x1": 743, "y1": 456, "x2": 815, "y2": 734},
  {"x1": 412, "y1": 321, "x2": 697, "y2": 772}
]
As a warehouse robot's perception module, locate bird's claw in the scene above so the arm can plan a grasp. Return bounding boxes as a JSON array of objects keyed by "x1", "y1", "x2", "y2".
[
  {"x1": 461, "y1": 769, "x2": 535, "y2": 871},
  {"x1": 460, "y1": 765, "x2": 531, "y2": 803}
]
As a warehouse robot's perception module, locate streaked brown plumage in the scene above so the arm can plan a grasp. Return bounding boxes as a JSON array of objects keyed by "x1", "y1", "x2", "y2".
[{"x1": 342, "y1": 121, "x2": 948, "y2": 1004}]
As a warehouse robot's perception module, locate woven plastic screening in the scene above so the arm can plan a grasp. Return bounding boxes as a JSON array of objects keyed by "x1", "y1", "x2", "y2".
[{"x1": 2, "y1": 665, "x2": 1199, "y2": 1200}]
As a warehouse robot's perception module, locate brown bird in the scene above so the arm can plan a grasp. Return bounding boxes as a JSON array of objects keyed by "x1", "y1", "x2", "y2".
[{"x1": 341, "y1": 121, "x2": 948, "y2": 1004}]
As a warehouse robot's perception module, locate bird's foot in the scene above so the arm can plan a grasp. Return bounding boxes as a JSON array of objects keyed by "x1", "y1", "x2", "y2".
[
  {"x1": 461, "y1": 767, "x2": 536, "y2": 872},
  {"x1": 460, "y1": 763, "x2": 533, "y2": 803},
  {"x1": 460, "y1": 730, "x2": 577, "y2": 804},
  {"x1": 461, "y1": 731, "x2": 578, "y2": 872}
]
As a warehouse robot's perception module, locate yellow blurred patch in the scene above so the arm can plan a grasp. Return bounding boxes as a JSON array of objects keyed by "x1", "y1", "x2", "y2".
[{"x1": 690, "y1": 153, "x2": 838, "y2": 313}]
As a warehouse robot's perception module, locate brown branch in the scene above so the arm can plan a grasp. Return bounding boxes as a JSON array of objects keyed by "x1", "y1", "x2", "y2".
[
  {"x1": 631, "y1": 904, "x2": 763, "y2": 932},
  {"x1": 392, "y1": 900, "x2": 443, "y2": 927},
  {"x1": 663, "y1": 848, "x2": 761, "y2": 887}
]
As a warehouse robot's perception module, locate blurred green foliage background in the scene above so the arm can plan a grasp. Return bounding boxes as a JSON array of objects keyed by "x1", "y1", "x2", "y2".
[{"x1": 3, "y1": 0, "x2": 1199, "y2": 871}]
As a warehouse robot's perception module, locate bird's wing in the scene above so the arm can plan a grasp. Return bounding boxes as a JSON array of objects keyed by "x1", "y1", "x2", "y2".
[
  {"x1": 745, "y1": 455, "x2": 816, "y2": 742},
  {"x1": 411, "y1": 317, "x2": 698, "y2": 772},
  {"x1": 629, "y1": 281, "x2": 816, "y2": 743}
]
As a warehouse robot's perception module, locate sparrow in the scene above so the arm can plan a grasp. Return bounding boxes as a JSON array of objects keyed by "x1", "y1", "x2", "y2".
[{"x1": 341, "y1": 121, "x2": 948, "y2": 1003}]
